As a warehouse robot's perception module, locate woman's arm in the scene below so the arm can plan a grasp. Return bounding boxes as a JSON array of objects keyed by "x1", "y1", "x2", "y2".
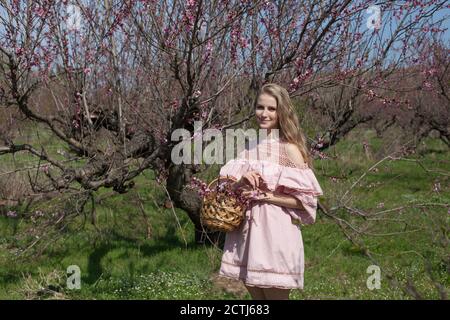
[
  {"x1": 243, "y1": 190, "x2": 306, "y2": 210},
  {"x1": 228, "y1": 171, "x2": 262, "y2": 191}
]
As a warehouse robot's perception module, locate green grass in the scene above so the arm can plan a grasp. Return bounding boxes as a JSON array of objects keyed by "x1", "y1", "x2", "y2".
[{"x1": 0, "y1": 126, "x2": 448, "y2": 300}]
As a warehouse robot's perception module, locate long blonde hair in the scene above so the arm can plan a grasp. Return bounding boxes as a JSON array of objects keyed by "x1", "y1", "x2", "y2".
[{"x1": 255, "y1": 83, "x2": 313, "y2": 168}]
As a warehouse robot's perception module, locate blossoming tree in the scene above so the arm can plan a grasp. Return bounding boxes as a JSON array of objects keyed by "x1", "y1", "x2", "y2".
[{"x1": 0, "y1": 1, "x2": 448, "y2": 252}]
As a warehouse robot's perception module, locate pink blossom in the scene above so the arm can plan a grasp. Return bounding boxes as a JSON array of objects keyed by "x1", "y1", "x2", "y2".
[
  {"x1": 6, "y1": 211, "x2": 17, "y2": 218},
  {"x1": 204, "y1": 40, "x2": 213, "y2": 62},
  {"x1": 190, "y1": 176, "x2": 252, "y2": 207},
  {"x1": 355, "y1": 58, "x2": 363, "y2": 67},
  {"x1": 171, "y1": 99, "x2": 179, "y2": 110},
  {"x1": 422, "y1": 81, "x2": 433, "y2": 90},
  {"x1": 183, "y1": 0, "x2": 197, "y2": 32},
  {"x1": 289, "y1": 69, "x2": 312, "y2": 90},
  {"x1": 15, "y1": 47, "x2": 24, "y2": 56},
  {"x1": 294, "y1": 57, "x2": 305, "y2": 69},
  {"x1": 35, "y1": 7, "x2": 46, "y2": 18},
  {"x1": 39, "y1": 164, "x2": 49, "y2": 174},
  {"x1": 239, "y1": 37, "x2": 248, "y2": 49}
]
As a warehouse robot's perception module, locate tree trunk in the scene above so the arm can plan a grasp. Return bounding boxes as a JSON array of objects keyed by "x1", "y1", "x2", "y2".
[{"x1": 166, "y1": 164, "x2": 224, "y2": 246}]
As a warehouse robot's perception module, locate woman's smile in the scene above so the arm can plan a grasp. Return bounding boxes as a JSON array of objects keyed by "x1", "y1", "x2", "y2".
[{"x1": 255, "y1": 93, "x2": 279, "y2": 130}]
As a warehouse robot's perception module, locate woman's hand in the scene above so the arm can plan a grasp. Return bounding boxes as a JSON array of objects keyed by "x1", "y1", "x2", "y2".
[
  {"x1": 238, "y1": 171, "x2": 262, "y2": 190},
  {"x1": 242, "y1": 189, "x2": 273, "y2": 202}
]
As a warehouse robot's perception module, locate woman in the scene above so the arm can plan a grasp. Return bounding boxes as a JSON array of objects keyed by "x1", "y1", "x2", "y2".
[{"x1": 218, "y1": 83, "x2": 323, "y2": 300}]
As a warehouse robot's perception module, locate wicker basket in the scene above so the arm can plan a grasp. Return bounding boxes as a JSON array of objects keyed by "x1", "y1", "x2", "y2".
[{"x1": 200, "y1": 176, "x2": 245, "y2": 233}]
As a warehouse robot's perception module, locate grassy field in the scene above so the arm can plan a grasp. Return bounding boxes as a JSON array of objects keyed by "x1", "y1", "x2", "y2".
[{"x1": 0, "y1": 126, "x2": 448, "y2": 300}]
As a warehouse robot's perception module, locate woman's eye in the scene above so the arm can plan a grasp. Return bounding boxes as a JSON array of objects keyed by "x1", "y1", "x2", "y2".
[{"x1": 256, "y1": 106, "x2": 276, "y2": 112}]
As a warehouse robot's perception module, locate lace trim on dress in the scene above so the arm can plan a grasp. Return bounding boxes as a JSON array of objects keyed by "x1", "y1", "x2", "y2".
[
  {"x1": 279, "y1": 142, "x2": 308, "y2": 169},
  {"x1": 239, "y1": 140, "x2": 308, "y2": 169},
  {"x1": 218, "y1": 273, "x2": 303, "y2": 290},
  {"x1": 221, "y1": 260, "x2": 303, "y2": 276}
]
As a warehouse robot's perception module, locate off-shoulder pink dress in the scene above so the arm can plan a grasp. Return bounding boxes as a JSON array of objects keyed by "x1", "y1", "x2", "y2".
[{"x1": 218, "y1": 137, "x2": 323, "y2": 289}]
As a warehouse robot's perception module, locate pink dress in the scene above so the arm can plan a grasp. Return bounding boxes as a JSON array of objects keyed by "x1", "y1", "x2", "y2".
[{"x1": 218, "y1": 138, "x2": 323, "y2": 289}]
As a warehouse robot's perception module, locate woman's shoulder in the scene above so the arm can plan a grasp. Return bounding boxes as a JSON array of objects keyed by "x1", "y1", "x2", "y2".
[{"x1": 282, "y1": 142, "x2": 307, "y2": 168}]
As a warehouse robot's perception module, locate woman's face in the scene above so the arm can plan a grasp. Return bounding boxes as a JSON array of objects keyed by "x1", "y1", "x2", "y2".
[{"x1": 255, "y1": 93, "x2": 278, "y2": 130}]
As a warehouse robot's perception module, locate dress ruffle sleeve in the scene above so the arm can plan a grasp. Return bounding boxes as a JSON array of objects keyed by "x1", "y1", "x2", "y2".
[
  {"x1": 219, "y1": 159, "x2": 250, "y2": 181},
  {"x1": 219, "y1": 157, "x2": 323, "y2": 225},
  {"x1": 275, "y1": 167, "x2": 323, "y2": 225}
]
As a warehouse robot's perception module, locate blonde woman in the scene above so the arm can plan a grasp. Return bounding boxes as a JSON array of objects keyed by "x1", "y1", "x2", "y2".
[{"x1": 218, "y1": 83, "x2": 323, "y2": 300}]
